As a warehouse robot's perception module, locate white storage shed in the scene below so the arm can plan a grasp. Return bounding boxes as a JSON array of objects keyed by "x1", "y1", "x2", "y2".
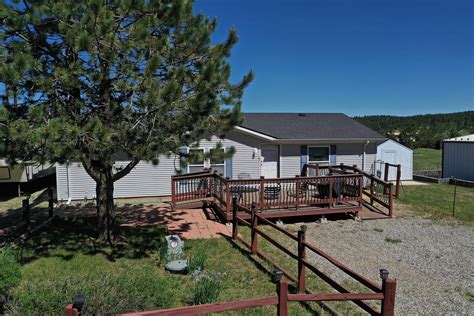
[{"x1": 375, "y1": 139, "x2": 413, "y2": 180}]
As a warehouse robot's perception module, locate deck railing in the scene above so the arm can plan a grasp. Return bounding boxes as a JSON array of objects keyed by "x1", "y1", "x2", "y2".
[
  {"x1": 303, "y1": 164, "x2": 395, "y2": 217},
  {"x1": 171, "y1": 170, "x2": 364, "y2": 218}
]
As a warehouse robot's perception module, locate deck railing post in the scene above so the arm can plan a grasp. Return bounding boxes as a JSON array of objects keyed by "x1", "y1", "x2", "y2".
[
  {"x1": 225, "y1": 177, "x2": 231, "y2": 215},
  {"x1": 315, "y1": 163, "x2": 319, "y2": 177},
  {"x1": 380, "y1": 269, "x2": 397, "y2": 316},
  {"x1": 48, "y1": 187, "x2": 54, "y2": 218},
  {"x1": 328, "y1": 177, "x2": 333, "y2": 208},
  {"x1": 384, "y1": 163, "x2": 389, "y2": 182},
  {"x1": 297, "y1": 225, "x2": 307, "y2": 293},
  {"x1": 22, "y1": 197, "x2": 31, "y2": 235},
  {"x1": 251, "y1": 202, "x2": 258, "y2": 255},
  {"x1": 388, "y1": 183, "x2": 394, "y2": 217},
  {"x1": 171, "y1": 177, "x2": 177, "y2": 209},
  {"x1": 259, "y1": 176, "x2": 265, "y2": 212},
  {"x1": 370, "y1": 176, "x2": 374, "y2": 205},
  {"x1": 65, "y1": 304, "x2": 79, "y2": 316},
  {"x1": 395, "y1": 164, "x2": 401, "y2": 198},
  {"x1": 232, "y1": 197, "x2": 238, "y2": 240},
  {"x1": 275, "y1": 272, "x2": 288, "y2": 316},
  {"x1": 295, "y1": 175, "x2": 300, "y2": 210}
]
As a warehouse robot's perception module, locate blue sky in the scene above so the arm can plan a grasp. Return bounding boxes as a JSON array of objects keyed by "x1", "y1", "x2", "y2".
[{"x1": 195, "y1": 0, "x2": 473, "y2": 116}]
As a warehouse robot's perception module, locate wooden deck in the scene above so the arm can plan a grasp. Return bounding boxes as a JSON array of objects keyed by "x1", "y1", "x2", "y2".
[{"x1": 172, "y1": 165, "x2": 395, "y2": 223}]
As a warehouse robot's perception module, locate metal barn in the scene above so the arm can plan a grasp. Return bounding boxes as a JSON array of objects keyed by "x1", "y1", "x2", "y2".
[
  {"x1": 375, "y1": 139, "x2": 413, "y2": 180},
  {"x1": 442, "y1": 134, "x2": 474, "y2": 181}
]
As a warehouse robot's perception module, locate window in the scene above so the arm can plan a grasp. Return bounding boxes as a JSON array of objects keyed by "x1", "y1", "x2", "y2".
[
  {"x1": 308, "y1": 146, "x2": 330, "y2": 165},
  {"x1": 210, "y1": 148, "x2": 225, "y2": 175},
  {"x1": 187, "y1": 148, "x2": 226, "y2": 175},
  {"x1": 188, "y1": 149, "x2": 205, "y2": 174}
]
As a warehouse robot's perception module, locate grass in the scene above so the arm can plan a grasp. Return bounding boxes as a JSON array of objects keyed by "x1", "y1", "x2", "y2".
[
  {"x1": 465, "y1": 291, "x2": 474, "y2": 302},
  {"x1": 413, "y1": 148, "x2": 442, "y2": 171},
  {"x1": 384, "y1": 237, "x2": 402, "y2": 244},
  {"x1": 0, "y1": 189, "x2": 48, "y2": 212},
  {"x1": 398, "y1": 184, "x2": 474, "y2": 222},
  {"x1": 3, "y1": 216, "x2": 317, "y2": 315}
]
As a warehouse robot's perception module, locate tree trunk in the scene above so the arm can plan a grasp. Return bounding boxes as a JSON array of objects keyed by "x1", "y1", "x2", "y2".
[
  {"x1": 96, "y1": 167, "x2": 115, "y2": 243},
  {"x1": 81, "y1": 157, "x2": 140, "y2": 243}
]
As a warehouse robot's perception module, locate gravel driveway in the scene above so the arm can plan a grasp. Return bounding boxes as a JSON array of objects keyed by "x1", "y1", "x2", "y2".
[{"x1": 291, "y1": 217, "x2": 474, "y2": 315}]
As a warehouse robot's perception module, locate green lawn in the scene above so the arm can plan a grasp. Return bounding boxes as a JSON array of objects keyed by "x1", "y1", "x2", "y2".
[
  {"x1": 398, "y1": 184, "x2": 474, "y2": 222},
  {"x1": 413, "y1": 148, "x2": 442, "y2": 171},
  {"x1": 3, "y1": 216, "x2": 318, "y2": 315}
]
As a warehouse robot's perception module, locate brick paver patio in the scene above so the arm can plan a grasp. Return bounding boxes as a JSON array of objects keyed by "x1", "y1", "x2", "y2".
[{"x1": 56, "y1": 203, "x2": 232, "y2": 240}]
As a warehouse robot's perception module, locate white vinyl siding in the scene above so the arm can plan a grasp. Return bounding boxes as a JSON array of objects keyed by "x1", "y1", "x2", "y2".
[
  {"x1": 198, "y1": 132, "x2": 261, "y2": 179},
  {"x1": 56, "y1": 154, "x2": 178, "y2": 201},
  {"x1": 336, "y1": 143, "x2": 363, "y2": 168},
  {"x1": 376, "y1": 139, "x2": 413, "y2": 180},
  {"x1": 280, "y1": 145, "x2": 301, "y2": 178}
]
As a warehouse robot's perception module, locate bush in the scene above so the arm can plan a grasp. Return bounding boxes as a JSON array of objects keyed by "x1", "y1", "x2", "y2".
[
  {"x1": 191, "y1": 270, "x2": 225, "y2": 305},
  {"x1": 0, "y1": 245, "x2": 21, "y2": 295}
]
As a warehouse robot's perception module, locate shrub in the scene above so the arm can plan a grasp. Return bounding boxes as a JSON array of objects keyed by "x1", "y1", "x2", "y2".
[
  {"x1": 192, "y1": 270, "x2": 225, "y2": 305},
  {"x1": 0, "y1": 245, "x2": 21, "y2": 295}
]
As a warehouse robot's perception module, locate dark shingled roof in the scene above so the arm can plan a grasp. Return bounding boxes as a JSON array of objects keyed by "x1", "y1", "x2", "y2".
[{"x1": 241, "y1": 113, "x2": 384, "y2": 140}]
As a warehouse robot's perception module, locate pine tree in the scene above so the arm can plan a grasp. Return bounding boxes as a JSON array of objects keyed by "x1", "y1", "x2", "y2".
[{"x1": 0, "y1": 0, "x2": 253, "y2": 243}]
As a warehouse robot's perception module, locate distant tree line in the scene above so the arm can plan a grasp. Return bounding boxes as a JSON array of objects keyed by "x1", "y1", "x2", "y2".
[{"x1": 354, "y1": 111, "x2": 474, "y2": 149}]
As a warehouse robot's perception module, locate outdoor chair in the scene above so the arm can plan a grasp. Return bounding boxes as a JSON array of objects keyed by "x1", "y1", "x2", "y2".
[
  {"x1": 194, "y1": 178, "x2": 209, "y2": 196},
  {"x1": 263, "y1": 185, "x2": 281, "y2": 200},
  {"x1": 287, "y1": 182, "x2": 308, "y2": 199}
]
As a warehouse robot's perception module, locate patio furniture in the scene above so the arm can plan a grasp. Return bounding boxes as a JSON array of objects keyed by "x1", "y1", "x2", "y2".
[
  {"x1": 287, "y1": 182, "x2": 309, "y2": 199},
  {"x1": 264, "y1": 185, "x2": 281, "y2": 200},
  {"x1": 310, "y1": 180, "x2": 344, "y2": 199},
  {"x1": 230, "y1": 184, "x2": 259, "y2": 201}
]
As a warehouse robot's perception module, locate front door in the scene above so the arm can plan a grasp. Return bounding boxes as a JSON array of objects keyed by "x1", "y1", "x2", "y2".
[
  {"x1": 382, "y1": 150, "x2": 397, "y2": 180},
  {"x1": 261, "y1": 145, "x2": 279, "y2": 178}
]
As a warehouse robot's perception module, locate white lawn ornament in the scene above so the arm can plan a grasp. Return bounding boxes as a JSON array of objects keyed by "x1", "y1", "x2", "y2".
[{"x1": 164, "y1": 235, "x2": 188, "y2": 273}]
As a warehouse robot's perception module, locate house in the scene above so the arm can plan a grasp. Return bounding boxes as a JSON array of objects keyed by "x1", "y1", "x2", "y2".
[
  {"x1": 1, "y1": 159, "x2": 56, "y2": 195},
  {"x1": 442, "y1": 134, "x2": 474, "y2": 181},
  {"x1": 56, "y1": 113, "x2": 385, "y2": 201},
  {"x1": 375, "y1": 139, "x2": 413, "y2": 180}
]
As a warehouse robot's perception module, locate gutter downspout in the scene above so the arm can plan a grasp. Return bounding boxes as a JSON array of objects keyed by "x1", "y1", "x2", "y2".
[{"x1": 362, "y1": 141, "x2": 370, "y2": 172}]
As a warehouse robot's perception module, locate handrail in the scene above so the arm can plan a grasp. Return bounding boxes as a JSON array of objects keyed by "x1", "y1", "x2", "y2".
[{"x1": 171, "y1": 171, "x2": 213, "y2": 180}]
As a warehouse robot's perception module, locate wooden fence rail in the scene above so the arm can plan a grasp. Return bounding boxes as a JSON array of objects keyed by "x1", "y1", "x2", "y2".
[
  {"x1": 1, "y1": 187, "x2": 56, "y2": 240},
  {"x1": 232, "y1": 200, "x2": 396, "y2": 316},
  {"x1": 108, "y1": 199, "x2": 396, "y2": 316}
]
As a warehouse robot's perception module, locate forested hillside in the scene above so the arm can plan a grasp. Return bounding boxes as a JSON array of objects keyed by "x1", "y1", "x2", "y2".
[{"x1": 354, "y1": 111, "x2": 474, "y2": 148}]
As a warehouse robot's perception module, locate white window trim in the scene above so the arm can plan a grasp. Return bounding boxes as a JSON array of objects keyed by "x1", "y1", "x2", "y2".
[
  {"x1": 187, "y1": 148, "x2": 205, "y2": 168},
  {"x1": 308, "y1": 145, "x2": 330, "y2": 165},
  {"x1": 187, "y1": 147, "x2": 226, "y2": 176}
]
